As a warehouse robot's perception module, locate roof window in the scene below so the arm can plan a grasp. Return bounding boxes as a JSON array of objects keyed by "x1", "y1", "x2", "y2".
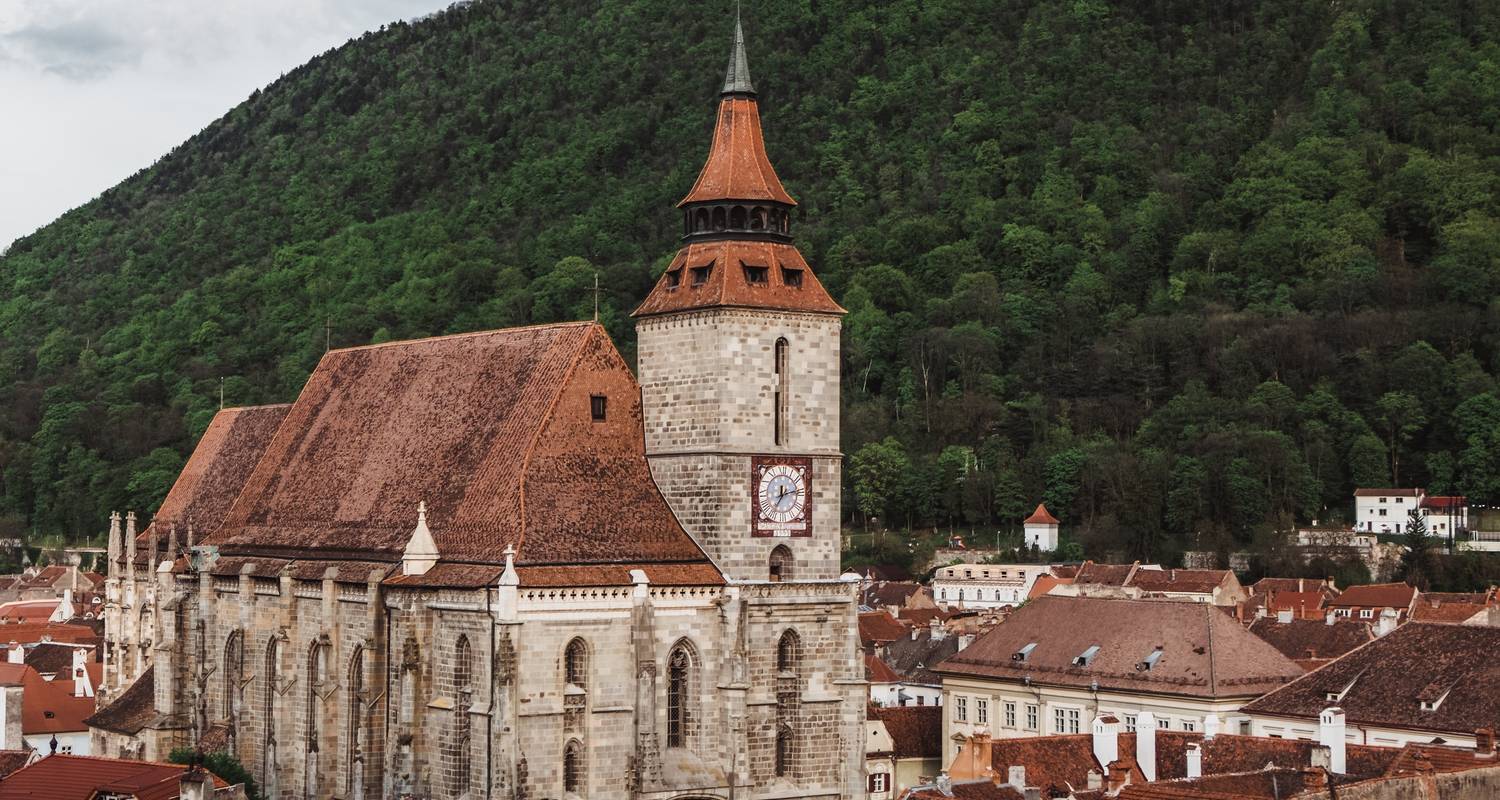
[
  {"x1": 743, "y1": 264, "x2": 769, "y2": 284},
  {"x1": 1325, "y1": 670, "x2": 1365, "y2": 702},
  {"x1": 590, "y1": 395, "x2": 607, "y2": 422},
  {"x1": 1073, "y1": 645, "x2": 1101, "y2": 667},
  {"x1": 1136, "y1": 647, "x2": 1164, "y2": 672},
  {"x1": 690, "y1": 265, "x2": 713, "y2": 286},
  {"x1": 781, "y1": 266, "x2": 804, "y2": 287},
  {"x1": 665, "y1": 268, "x2": 682, "y2": 288},
  {"x1": 1012, "y1": 643, "x2": 1037, "y2": 662}
]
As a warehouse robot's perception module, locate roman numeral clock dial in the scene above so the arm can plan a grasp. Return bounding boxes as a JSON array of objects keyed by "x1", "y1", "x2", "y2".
[{"x1": 751, "y1": 457, "x2": 812, "y2": 537}]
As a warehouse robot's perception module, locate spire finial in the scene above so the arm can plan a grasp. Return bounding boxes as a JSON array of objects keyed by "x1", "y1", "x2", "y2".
[{"x1": 722, "y1": 6, "x2": 755, "y2": 96}]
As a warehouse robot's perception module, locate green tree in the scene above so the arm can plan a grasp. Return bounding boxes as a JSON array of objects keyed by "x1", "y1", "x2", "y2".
[
  {"x1": 850, "y1": 438, "x2": 911, "y2": 529},
  {"x1": 169, "y1": 748, "x2": 261, "y2": 800},
  {"x1": 1375, "y1": 392, "x2": 1426, "y2": 485},
  {"x1": 1398, "y1": 507, "x2": 1436, "y2": 590}
]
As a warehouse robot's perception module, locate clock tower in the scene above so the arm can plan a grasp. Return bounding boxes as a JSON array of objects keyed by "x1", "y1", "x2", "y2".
[{"x1": 634, "y1": 18, "x2": 844, "y2": 583}]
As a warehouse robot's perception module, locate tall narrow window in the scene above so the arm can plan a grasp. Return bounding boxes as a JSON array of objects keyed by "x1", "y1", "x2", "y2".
[
  {"x1": 564, "y1": 739, "x2": 585, "y2": 795},
  {"x1": 306, "y1": 638, "x2": 329, "y2": 799},
  {"x1": 347, "y1": 646, "x2": 365, "y2": 800},
  {"x1": 776, "y1": 630, "x2": 801, "y2": 675},
  {"x1": 454, "y1": 635, "x2": 473, "y2": 693},
  {"x1": 223, "y1": 630, "x2": 243, "y2": 720},
  {"x1": 667, "y1": 645, "x2": 692, "y2": 748},
  {"x1": 773, "y1": 338, "x2": 789, "y2": 446},
  {"x1": 452, "y1": 635, "x2": 473, "y2": 795},
  {"x1": 565, "y1": 638, "x2": 588, "y2": 688},
  {"x1": 775, "y1": 725, "x2": 794, "y2": 777},
  {"x1": 768, "y1": 545, "x2": 791, "y2": 583},
  {"x1": 263, "y1": 634, "x2": 283, "y2": 800}
]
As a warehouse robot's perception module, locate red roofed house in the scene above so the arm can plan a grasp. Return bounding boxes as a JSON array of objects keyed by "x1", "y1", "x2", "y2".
[
  {"x1": 866, "y1": 705, "x2": 943, "y2": 798},
  {"x1": 1325, "y1": 582, "x2": 1419, "y2": 624},
  {"x1": 93, "y1": 18, "x2": 865, "y2": 800},
  {"x1": 1022, "y1": 504, "x2": 1059, "y2": 551},
  {"x1": 0, "y1": 661, "x2": 95, "y2": 755},
  {"x1": 0, "y1": 755, "x2": 238, "y2": 800},
  {"x1": 934, "y1": 596, "x2": 1304, "y2": 767}
]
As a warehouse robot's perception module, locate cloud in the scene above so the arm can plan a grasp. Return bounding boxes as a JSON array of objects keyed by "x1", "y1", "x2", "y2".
[{"x1": 0, "y1": 17, "x2": 140, "y2": 80}]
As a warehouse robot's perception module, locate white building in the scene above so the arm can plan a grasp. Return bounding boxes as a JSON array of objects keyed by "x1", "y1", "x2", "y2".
[
  {"x1": 933, "y1": 563, "x2": 1046, "y2": 608},
  {"x1": 1023, "y1": 503, "x2": 1059, "y2": 551},
  {"x1": 1354, "y1": 488, "x2": 1423, "y2": 534}
]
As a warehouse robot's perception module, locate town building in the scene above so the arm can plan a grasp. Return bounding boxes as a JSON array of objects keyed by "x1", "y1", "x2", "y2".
[
  {"x1": 1039, "y1": 562, "x2": 1246, "y2": 606},
  {"x1": 932, "y1": 596, "x2": 1303, "y2": 767},
  {"x1": 872, "y1": 622, "x2": 961, "y2": 709},
  {"x1": 1243, "y1": 622, "x2": 1500, "y2": 747},
  {"x1": 1324, "y1": 582, "x2": 1418, "y2": 622},
  {"x1": 0, "y1": 661, "x2": 96, "y2": 755},
  {"x1": 90, "y1": 19, "x2": 865, "y2": 800},
  {"x1": 1354, "y1": 488, "x2": 1423, "y2": 534},
  {"x1": 932, "y1": 564, "x2": 1047, "y2": 609},
  {"x1": 865, "y1": 705, "x2": 941, "y2": 798},
  {"x1": 0, "y1": 754, "x2": 240, "y2": 799},
  {"x1": 1022, "y1": 505, "x2": 1059, "y2": 552},
  {"x1": 1409, "y1": 589, "x2": 1498, "y2": 624}
]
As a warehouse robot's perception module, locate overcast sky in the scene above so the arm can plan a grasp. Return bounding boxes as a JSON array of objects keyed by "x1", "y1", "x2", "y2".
[{"x1": 0, "y1": 0, "x2": 445, "y2": 250}]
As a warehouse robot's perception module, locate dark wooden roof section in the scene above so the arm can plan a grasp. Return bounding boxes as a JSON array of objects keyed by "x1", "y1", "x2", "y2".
[{"x1": 198, "y1": 322, "x2": 720, "y2": 585}]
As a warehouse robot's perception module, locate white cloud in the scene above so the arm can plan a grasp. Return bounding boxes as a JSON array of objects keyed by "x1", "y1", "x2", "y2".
[{"x1": 0, "y1": 0, "x2": 445, "y2": 249}]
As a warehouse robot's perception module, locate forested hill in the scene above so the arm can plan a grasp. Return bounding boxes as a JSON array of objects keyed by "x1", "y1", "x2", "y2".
[{"x1": 2, "y1": 0, "x2": 1498, "y2": 563}]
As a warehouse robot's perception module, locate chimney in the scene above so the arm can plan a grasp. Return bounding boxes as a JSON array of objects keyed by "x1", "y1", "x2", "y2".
[
  {"x1": 1136, "y1": 711, "x2": 1157, "y2": 781},
  {"x1": 929, "y1": 617, "x2": 946, "y2": 642},
  {"x1": 1105, "y1": 760, "x2": 1132, "y2": 792},
  {"x1": 5, "y1": 644, "x2": 20, "y2": 665},
  {"x1": 1185, "y1": 742, "x2": 1202, "y2": 779},
  {"x1": 1276, "y1": 608, "x2": 1294, "y2": 624},
  {"x1": 935, "y1": 771, "x2": 953, "y2": 797},
  {"x1": 1476, "y1": 728, "x2": 1495, "y2": 759},
  {"x1": 1318, "y1": 707, "x2": 1346, "y2": 774},
  {"x1": 1326, "y1": 610, "x2": 1336, "y2": 626},
  {"x1": 1092, "y1": 714, "x2": 1119, "y2": 771},
  {"x1": 179, "y1": 766, "x2": 212, "y2": 800},
  {"x1": 1006, "y1": 765, "x2": 1025, "y2": 790},
  {"x1": 71, "y1": 648, "x2": 87, "y2": 697},
  {"x1": 958, "y1": 633, "x2": 974, "y2": 651},
  {"x1": 1203, "y1": 713, "x2": 1220, "y2": 740},
  {"x1": 1376, "y1": 608, "x2": 1399, "y2": 636},
  {"x1": 1086, "y1": 770, "x2": 1102, "y2": 790}
]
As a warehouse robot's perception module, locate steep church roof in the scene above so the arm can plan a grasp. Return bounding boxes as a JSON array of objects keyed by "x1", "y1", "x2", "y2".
[
  {"x1": 200, "y1": 322, "x2": 721, "y2": 586},
  {"x1": 632, "y1": 239, "x2": 842, "y2": 317}
]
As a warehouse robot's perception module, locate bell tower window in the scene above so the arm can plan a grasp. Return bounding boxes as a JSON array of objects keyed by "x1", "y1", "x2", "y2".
[
  {"x1": 769, "y1": 545, "x2": 791, "y2": 582},
  {"x1": 691, "y1": 265, "x2": 713, "y2": 286},
  {"x1": 773, "y1": 338, "x2": 789, "y2": 446},
  {"x1": 744, "y1": 264, "x2": 769, "y2": 285},
  {"x1": 781, "y1": 266, "x2": 803, "y2": 288}
]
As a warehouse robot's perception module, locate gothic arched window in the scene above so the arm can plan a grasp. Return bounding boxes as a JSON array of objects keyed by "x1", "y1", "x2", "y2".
[
  {"x1": 776, "y1": 629, "x2": 801, "y2": 675},
  {"x1": 666, "y1": 642, "x2": 696, "y2": 748},
  {"x1": 775, "y1": 725, "x2": 794, "y2": 777},
  {"x1": 712, "y1": 207, "x2": 727, "y2": 231},
  {"x1": 773, "y1": 338, "x2": 789, "y2": 446},
  {"x1": 451, "y1": 635, "x2": 473, "y2": 795},
  {"x1": 563, "y1": 739, "x2": 585, "y2": 795},
  {"x1": 730, "y1": 205, "x2": 747, "y2": 229},
  {"x1": 695, "y1": 208, "x2": 709, "y2": 232},
  {"x1": 305, "y1": 637, "x2": 329, "y2": 798},
  {"x1": 751, "y1": 207, "x2": 766, "y2": 230},
  {"x1": 769, "y1": 545, "x2": 791, "y2": 583},
  {"x1": 347, "y1": 645, "x2": 366, "y2": 800},
  {"x1": 565, "y1": 638, "x2": 588, "y2": 689},
  {"x1": 222, "y1": 630, "x2": 243, "y2": 720},
  {"x1": 454, "y1": 635, "x2": 473, "y2": 694}
]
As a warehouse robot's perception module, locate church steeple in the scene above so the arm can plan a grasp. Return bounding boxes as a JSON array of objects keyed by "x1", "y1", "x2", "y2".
[
  {"x1": 722, "y1": 15, "x2": 755, "y2": 96},
  {"x1": 634, "y1": 15, "x2": 842, "y2": 319}
]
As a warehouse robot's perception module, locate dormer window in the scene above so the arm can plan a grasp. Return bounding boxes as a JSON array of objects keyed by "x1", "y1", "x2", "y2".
[
  {"x1": 743, "y1": 264, "x2": 769, "y2": 284},
  {"x1": 1012, "y1": 643, "x2": 1037, "y2": 662},
  {"x1": 691, "y1": 265, "x2": 713, "y2": 286},
  {"x1": 590, "y1": 395, "x2": 607, "y2": 422},
  {"x1": 1073, "y1": 645, "x2": 1100, "y2": 667},
  {"x1": 781, "y1": 266, "x2": 804, "y2": 287},
  {"x1": 665, "y1": 268, "x2": 682, "y2": 288},
  {"x1": 1137, "y1": 648, "x2": 1164, "y2": 671}
]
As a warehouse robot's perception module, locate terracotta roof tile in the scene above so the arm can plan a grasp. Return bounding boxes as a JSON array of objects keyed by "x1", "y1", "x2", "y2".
[
  {"x1": 881, "y1": 630, "x2": 961, "y2": 685},
  {"x1": 1354, "y1": 488, "x2": 1423, "y2": 497},
  {"x1": 633, "y1": 239, "x2": 842, "y2": 317},
  {"x1": 199, "y1": 323, "x2": 719, "y2": 584},
  {"x1": 679, "y1": 95, "x2": 794, "y2": 207},
  {"x1": 1024, "y1": 504, "x2": 1059, "y2": 525},
  {"x1": 935, "y1": 596, "x2": 1302, "y2": 699},
  {"x1": 1243, "y1": 622, "x2": 1500, "y2": 735},
  {"x1": 0, "y1": 624, "x2": 97, "y2": 646},
  {"x1": 869, "y1": 705, "x2": 942, "y2": 759},
  {"x1": 1246, "y1": 617, "x2": 1374, "y2": 664},
  {"x1": 864, "y1": 581, "x2": 925, "y2": 609},
  {"x1": 906, "y1": 779, "x2": 1025, "y2": 800},
  {"x1": 1421, "y1": 495, "x2": 1467, "y2": 510},
  {"x1": 1126, "y1": 568, "x2": 1232, "y2": 594},
  {"x1": 866, "y1": 654, "x2": 902, "y2": 684},
  {"x1": 1250, "y1": 577, "x2": 1339, "y2": 597},
  {"x1": 860, "y1": 612, "x2": 911, "y2": 646},
  {"x1": 0, "y1": 755, "x2": 227, "y2": 800},
  {"x1": 0, "y1": 662, "x2": 94, "y2": 735},
  {"x1": 1325, "y1": 583, "x2": 1417, "y2": 609},
  {"x1": 1410, "y1": 591, "x2": 1494, "y2": 623}
]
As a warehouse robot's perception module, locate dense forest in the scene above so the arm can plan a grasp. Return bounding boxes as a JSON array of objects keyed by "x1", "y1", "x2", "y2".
[{"x1": 1, "y1": 0, "x2": 1498, "y2": 569}]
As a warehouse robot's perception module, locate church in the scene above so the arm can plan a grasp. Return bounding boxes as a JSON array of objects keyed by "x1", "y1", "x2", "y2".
[{"x1": 87, "y1": 19, "x2": 865, "y2": 800}]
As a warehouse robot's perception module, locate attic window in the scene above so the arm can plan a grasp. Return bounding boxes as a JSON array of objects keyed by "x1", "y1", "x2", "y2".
[
  {"x1": 1325, "y1": 671, "x2": 1364, "y2": 702},
  {"x1": 1137, "y1": 648, "x2": 1164, "y2": 671},
  {"x1": 781, "y1": 266, "x2": 804, "y2": 287},
  {"x1": 590, "y1": 395, "x2": 607, "y2": 422},
  {"x1": 1012, "y1": 643, "x2": 1037, "y2": 663},
  {"x1": 1073, "y1": 645, "x2": 1100, "y2": 667},
  {"x1": 665, "y1": 268, "x2": 682, "y2": 288},
  {"x1": 691, "y1": 265, "x2": 713, "y2": 286},
  {"x1": 743, "y1": 264, "x2": 769, "y2": 284}
]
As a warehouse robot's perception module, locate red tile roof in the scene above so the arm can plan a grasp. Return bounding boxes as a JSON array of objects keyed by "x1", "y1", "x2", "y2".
[
  {"x1": 0, "y1": 624, "x2": 97, "y2": 646},
  {"x1": 200, "y1": 323, "x2": 721, "y2": 585},
  {"x1": 1421, "y1": 495, "x2": 1467, "y2": 510},
  {"x1": 866, "y1": 654, "x2": 903, "y2": 684},
  {"x1": 0, "y1": 752, "x2": 29, "y2": 780},
  {"x1": 860, "y1": 612, "x2": 911, "y2": 646},
  {"x1": 869, "y1": 705, "x2": 943, "y2": 759},
  {"x1": 1250, "y1": 578, "x2": 1338, "y2": 597},
  {"x1": 935, "y1": 596, "x2": 1302, "y2": 699},
  {"x1": 0, "y1": 602, "x2": 57, "y2": 625},
  {"x1": 1243, "y1": 622, "x2": 1500, "y2": 736},
  {"x1": 0, "y1": 663, "x2": 94, "y2": 735},
  {"x1": 906, "y1": 779, "x2": 1025, "y2": 800},
  {"x1": 136, "y1": 404, "x2": 291, "y2": 546},
  {"x1": 1246, "y1": 617, "x2": 1374, "y2": 664},
  {"x1": 1354, "y1": 488, "x2": 1423, "y2": 497},
  {"x1": 632, "y1": 239, "x2": 843, "y2": 318},
  {"x1": 1325, "y1": 582, "x2": 1417, "y2": 609},
  {"x1": 1024, "y1": 504, "x2": 1059, "y2": 525},
  {"x1": 1126, "y1": 568, "x2": 1232, "y2": 595},
  {"x1": 1409, "y1": 591, "x2": 1495, "y2": 623},
  {"x1": 0, "y1": 755, "x2": 227, "y2": 800},
  {"x1": 678, "y1": 94, "x2": 794, "y2": 207},
  {"x1": 84, "y1": 670, "x2": 154, "y2": 735}
]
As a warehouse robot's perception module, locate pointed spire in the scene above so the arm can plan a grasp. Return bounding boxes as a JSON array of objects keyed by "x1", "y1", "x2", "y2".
[
  {"x1": 722, "y1": 10, "x2": 755, "y2": 96},
  {"x1": 402, "y1": 500, "x2": 439, "y2": 577}
]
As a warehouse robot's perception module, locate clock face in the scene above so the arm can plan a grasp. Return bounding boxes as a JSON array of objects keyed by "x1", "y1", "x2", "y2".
[{"x1": 752, "y1": 457, "x2": 812, "y2": 537}]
